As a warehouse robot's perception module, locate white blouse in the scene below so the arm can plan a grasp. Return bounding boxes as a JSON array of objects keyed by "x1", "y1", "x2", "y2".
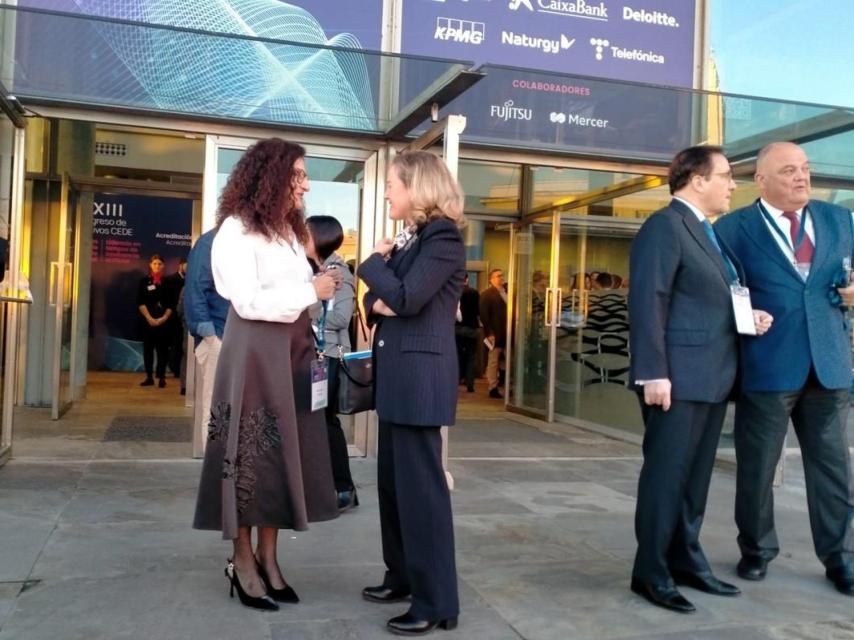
[{"x1": 211, "y1": 215, "x2": 317, "y2": 323}]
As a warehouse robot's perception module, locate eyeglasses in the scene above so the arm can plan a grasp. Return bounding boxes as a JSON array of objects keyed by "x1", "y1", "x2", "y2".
[{"x1": 292, "y1": 169, "x2": 309, "y2": 184}]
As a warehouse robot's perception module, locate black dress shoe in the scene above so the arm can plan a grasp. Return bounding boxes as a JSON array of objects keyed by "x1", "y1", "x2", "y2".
[
  {"x1": 362, "y1": 584, "x2": 411, "y2": 604},
  {"x1": 139, "y1": 377, "x2": 154, "y2": 387},
  {"x1": 337, "y1": 487, "x2": 359, "y2": 511},
  {"x1": 672, "y1": 571, "x2": 741, "y2": 596},
  {"x1": 255, "y1": 562, "x2": 299, "y2": 603},
  {"x1": 488, "y1": 388, "x2": 503, "y2": 399},
  {"x1": 630, "y1": 578, "x2": 695, "y2": 613},
  {"x1": 224, "y1": 561, "x2": 279, "y2": 611},
  {"x1": 826, "y1": 567, "x2": 854, "y2": 596},
  {"x1": 387, "y1": 612, "x2": 457, "y2": 636},
  {"x1": 158, "y1": 378, "x2": 166, "y2": 388},
  {"x1": 736, "y1": 556, "x2": 768, "y2": 581}
]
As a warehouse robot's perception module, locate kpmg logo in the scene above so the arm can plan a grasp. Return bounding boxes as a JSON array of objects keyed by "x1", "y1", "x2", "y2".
[
  {"x1": 589, "y1": 37, "x2": 665, "y2": 64},
  {"x1": 434, "y1": 17, "x2": 485, "y2": 44},
  {"x1": 510, "y1": 0, "x2": 608, "y2": 21},
  {"x1": 501, "y1": 31, "x2": 575, "y2": 55},
  {"x1": 490, "y1": 100, "x2": 533, "y2": 122}
]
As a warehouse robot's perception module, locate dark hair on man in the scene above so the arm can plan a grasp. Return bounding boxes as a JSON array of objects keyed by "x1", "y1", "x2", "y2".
[
  {"x1": 668, "y1": 145, "x2": 724, "y2": 194},
  {"x1": 596, "y1": 272, "x2": 613, "y2": 289},
  {"x1": 149, "y1": 254, "x2": 163, "y2": 263},
  {"x1": 489, "y1": 268, "x2": 503, "y2": 278},
  {"x1": 216, "y1": 138, "x2": 308, "y2": 244},
  {"x1": 178, "y1": 258, "x2": 187, "y2": 265},
  {"x1": 306, "y1": 215, "x2": 344, "y2": 261}
]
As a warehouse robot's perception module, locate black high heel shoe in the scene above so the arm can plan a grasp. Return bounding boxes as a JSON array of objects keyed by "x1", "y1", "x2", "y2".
[
  {"x1": 255, "y1": 561, "x2": 300, "y2": 603},
  {"x1": 224, "y1": 560, "x2": 279, "y2": 611}
]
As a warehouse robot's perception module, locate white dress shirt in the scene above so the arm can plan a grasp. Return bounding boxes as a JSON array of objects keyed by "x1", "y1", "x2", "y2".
[
  {"x1": 211, "y1": 216, "x2": 317, "y2": 323},
  {"x1": 758, "y1": 199, "x2": 814, "y2": 264}
]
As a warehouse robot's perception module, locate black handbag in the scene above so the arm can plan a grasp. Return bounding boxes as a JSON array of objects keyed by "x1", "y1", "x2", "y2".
[{"x1": 337, "y1": 350, "x2": 374, "y2": 415}]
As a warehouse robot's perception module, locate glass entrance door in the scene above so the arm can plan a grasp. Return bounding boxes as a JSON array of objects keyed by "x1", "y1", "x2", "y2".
[
  {"x1": 202, "y1": 135, "x2": 377, "y2": 456},
  {"x1": 508, "y1": 214, "x2": 559, "y2": 420},
  {"x1": 50, "y1": 175, "x2": 78, "y2": 419}
]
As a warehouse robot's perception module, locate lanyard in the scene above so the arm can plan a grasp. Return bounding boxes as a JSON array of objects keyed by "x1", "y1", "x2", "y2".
[
  {"x1": 313, "y1": 300, "x2": 328, "y2": 356},
  {"x1": 757, "y1": 201, "x2": 810, "y2": 255}
]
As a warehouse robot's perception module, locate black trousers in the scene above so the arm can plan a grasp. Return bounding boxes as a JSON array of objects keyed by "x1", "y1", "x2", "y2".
[
  {"x1": 633, "y1": 397, "x2": 727, "y2": 585},
  {"x1": 455, "y1": 328, "x2": 477, "y2": 391},
  {"x1": 142, "y1": 325, "x2": 169, "y2": 380},
  {"x1": 325, "y1": 358, "x2": 354, "y2": 492},
  {"x1": 378, "y1": 421, "x2": 459, "y2": 620},
  {"x1": 734, "y1": 374, "x2": 854, "y2": 571},
  {"x1": 168, "y1": 317, "x2": 184, "y2": 377}
]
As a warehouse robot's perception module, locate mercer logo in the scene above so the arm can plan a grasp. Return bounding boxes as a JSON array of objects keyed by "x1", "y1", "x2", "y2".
[{"x1": 434, "y1": 17, "x2": 485, "y2": 44}]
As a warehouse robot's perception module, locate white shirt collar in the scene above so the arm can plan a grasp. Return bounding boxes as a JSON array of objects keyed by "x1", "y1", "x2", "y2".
[
  {"x1": 760, "y1": 198, "x2": 804, "y2": 218},
  {"x1": 673, "y1": 196, "x2": 708, "y2": 224}
]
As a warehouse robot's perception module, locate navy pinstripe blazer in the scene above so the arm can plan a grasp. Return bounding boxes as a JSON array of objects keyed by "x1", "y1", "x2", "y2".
[{"x1": 358, "y1": 218, "x2": 466, "y2": 427}]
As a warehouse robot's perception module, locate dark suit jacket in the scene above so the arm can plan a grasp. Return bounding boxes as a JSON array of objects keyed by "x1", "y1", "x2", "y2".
[
  {"x1": 359, "y1": 218, "x2": 466, "y2": 426},
  {"x1": 479, "y1": 286, "x2": 507, "y2": 347},
  {"x1": 628, "y1": 199, "x2": 740, "y2": 403},
  {"x1": 715, "y1": 199, "x2": 854, "y2": 392}
]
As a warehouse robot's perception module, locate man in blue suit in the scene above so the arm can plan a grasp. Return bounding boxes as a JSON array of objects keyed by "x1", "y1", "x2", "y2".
[
  {"x1": 629, "y1": 146, "x2": 769, "y2": 613},
  {"x1": 715, "y1": 141, "x2": 854, "y2": 596}
]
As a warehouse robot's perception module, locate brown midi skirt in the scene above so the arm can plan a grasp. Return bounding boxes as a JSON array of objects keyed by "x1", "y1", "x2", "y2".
[{"x1": 193, "y1": 308, "x2": 338, "y2": 539}]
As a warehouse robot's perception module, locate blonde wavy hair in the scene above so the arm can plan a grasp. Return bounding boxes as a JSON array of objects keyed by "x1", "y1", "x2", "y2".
[{"x1": 392, "y1": 151, "x2": 466, "y2": 227}]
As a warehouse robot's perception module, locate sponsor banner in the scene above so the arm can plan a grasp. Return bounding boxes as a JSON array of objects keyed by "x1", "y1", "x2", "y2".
[
  {"x1": 89, "y1": 194, "x2": 192, "y2": 371},
  {"x1": 435, "y1": 67, "x2": 693, "y2": 159},
  {"x1": 402, "y1": 0, "x2": 695, "y2": 88}
]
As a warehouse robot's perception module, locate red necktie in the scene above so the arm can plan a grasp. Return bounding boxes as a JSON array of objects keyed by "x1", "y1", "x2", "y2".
[{"x1": 781, "y1": 211, "x2": 814, "y2": 263}]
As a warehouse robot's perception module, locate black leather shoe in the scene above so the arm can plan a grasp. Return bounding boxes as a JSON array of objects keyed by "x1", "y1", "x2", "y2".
[
  {"x1": 255, "y1": 562, "x2": 299, "y2": 603},
  {"x1": 736, "y1": 557, "x2": 768, "y2": 581},
  {"x1": 139, "y1": 377, "x2": 154, "y2": 387},
  {"x1": 224, "y1": 561, "x2": 279, "y2": 611},
  {"x1": 158, "y1": 378, "x2": 166, "y2": 388},
  {"x1": 488, "y1": 388, "x2": 503, "y2": 399},
  {"x1": 672, "y1": 571, "x2": 741, "y2": 596},
  {"x1": 826, "y1": 567, "x2": 854, "y2": 596},
  {"x1": 630, "y1": 578, "x2": 695, "y2": 613},
  {"x1": 362, "y1": 584, "x2": 411, "y2": 604},
  {"x1": 387, "y1": 612, "x2": 457, "y2": 636}
]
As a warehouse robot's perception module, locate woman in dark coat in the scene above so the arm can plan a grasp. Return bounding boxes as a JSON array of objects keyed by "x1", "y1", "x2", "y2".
[
  {"x1": 358, "y1": 151, "x2": 466, "y2": 636},
  {"x1": 136, "y1": 254, "x2": 172, "y2": 387},
  {"x1": 193, "y1": 139, "x2": 340, "y2": 611}
]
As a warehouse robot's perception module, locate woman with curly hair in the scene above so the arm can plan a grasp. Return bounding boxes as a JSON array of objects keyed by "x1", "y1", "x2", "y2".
[{"x1": 193, "y1": 138, "x2": 340, "y2": 611}]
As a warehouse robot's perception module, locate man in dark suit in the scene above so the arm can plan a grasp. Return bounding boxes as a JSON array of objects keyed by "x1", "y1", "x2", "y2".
[
  {"x1": 629, "y1": 145, "x2": 769, "y2": 613},
  {"x1": 479, "y1": 268, "x2": 507, "y2": 398},
  {"x1": 715, "y1": 141, "x2": 854, "y2": 596},
  {"x1": 455, "y1": 274, "x2": 480, "y2": 393}
]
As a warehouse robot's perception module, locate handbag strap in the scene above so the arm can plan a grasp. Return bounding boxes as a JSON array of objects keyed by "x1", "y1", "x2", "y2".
[{"x1": 338, "y1": 353, "x2": 373, "y2": 387}]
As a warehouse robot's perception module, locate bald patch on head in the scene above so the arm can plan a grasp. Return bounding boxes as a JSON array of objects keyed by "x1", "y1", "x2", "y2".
[{"x1": 756, "y1": 142, "x2": 802, "y2": 173}]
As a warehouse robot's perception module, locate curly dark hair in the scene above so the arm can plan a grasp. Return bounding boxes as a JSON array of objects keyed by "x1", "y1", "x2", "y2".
[{"x1": 216, "y1": 138, "x2": 309, "y2": 244}]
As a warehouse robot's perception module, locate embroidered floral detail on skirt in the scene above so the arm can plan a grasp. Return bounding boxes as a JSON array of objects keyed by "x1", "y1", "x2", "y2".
[{"x1": 208, "y1": 402, "x2": 230, "y2": 442}]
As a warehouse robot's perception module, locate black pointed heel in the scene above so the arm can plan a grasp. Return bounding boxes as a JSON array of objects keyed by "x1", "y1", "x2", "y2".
[
  {"x1": 439, "y1": 618, "x2": 458, "y2": 630},
  {"x1": 224, "y1": 560, "x2": 279, "y2": 611},
  {"x1": 256, "y1": 561, "x2": 300, "y2": 603}
]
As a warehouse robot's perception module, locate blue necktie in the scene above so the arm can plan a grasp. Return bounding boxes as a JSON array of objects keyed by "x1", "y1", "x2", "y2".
[{"x1": 702, "y1": 219, "x2": 738, "y2": 283}]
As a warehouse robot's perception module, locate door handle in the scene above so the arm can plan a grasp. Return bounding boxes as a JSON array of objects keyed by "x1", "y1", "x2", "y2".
[
  {"x1": 544, "y1": 287, "x2": 553, "y2": 328},
  {"x1": 49, "y1": 262, "x2": 59, "y2": 306},
  {"x1": 554, "y1": 287, "x2": 563, "y2": 328}
]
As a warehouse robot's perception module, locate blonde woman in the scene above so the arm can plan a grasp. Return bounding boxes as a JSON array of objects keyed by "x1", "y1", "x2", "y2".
[{"x1": 357, "y1": 151, "x2": 466, "y2": 636}]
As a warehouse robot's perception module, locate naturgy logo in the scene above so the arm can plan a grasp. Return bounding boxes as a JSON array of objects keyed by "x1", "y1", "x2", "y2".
[{"x1": 502, "y1": 31, "x2": 575, "y2": 55}]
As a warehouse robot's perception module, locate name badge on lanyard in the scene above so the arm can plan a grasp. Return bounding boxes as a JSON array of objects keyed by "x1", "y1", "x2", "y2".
[
  {"x1": 147, "y1": 284, "x2": 156, "y2": 291},
  {"x1": 730, "y1": 284, "x2": 756, "y2": 335},
  {"x1": 310, "y1": 300, "x2": 329, "y2": 411},
  {"x1": 310, "y1": 358, "x2": 328, "y2": 411}
]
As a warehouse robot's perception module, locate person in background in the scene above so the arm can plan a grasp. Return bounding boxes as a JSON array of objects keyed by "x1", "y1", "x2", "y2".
[
  {"x1": 137, "y1": 254, "x2": 173, "y2": 388},
  {"x1": 358, "y1": 150, "x2": 465, "y2": 636},
  {"x1": 193, "y1": 138, "x2": 340, "y2": 612},
  {"x1": 479, "y1": 268, "x2": 507, "y2": 399},
  {"x1": 184, "y1": 228, "x2": 229, "y2": 451},
  {"x1": 455, "y1": 273, "x2": 479, "y2": 393},
  {"x1": 165, "y1": 258, "x2": 187, "y2": 382},
  {"x1": 305, "y1": 214, "x2": 359, "y2": 511}
]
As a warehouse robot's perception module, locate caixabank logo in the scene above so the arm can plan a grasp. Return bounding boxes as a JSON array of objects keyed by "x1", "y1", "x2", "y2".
[{"x1": 509, "y1": 0, "x2": 609, "y2": 21}]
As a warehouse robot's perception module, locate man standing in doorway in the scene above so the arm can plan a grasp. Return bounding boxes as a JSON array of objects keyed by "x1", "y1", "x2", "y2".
[
  {"x1": 165, "y1": 258, "x2": 187, "y2": 384},
  {"x1": 455, "y1": 274, "x2": 480, "y2": 393},
  {"x1": 629, "y1": 145, "x2": 768, "y2": 613},
  {"x1": 715, "y1": 141, "x2": 854, "y2": 596},
  {"x1": 480, "y1": 268, "x2": 507, "y2": 399}
]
